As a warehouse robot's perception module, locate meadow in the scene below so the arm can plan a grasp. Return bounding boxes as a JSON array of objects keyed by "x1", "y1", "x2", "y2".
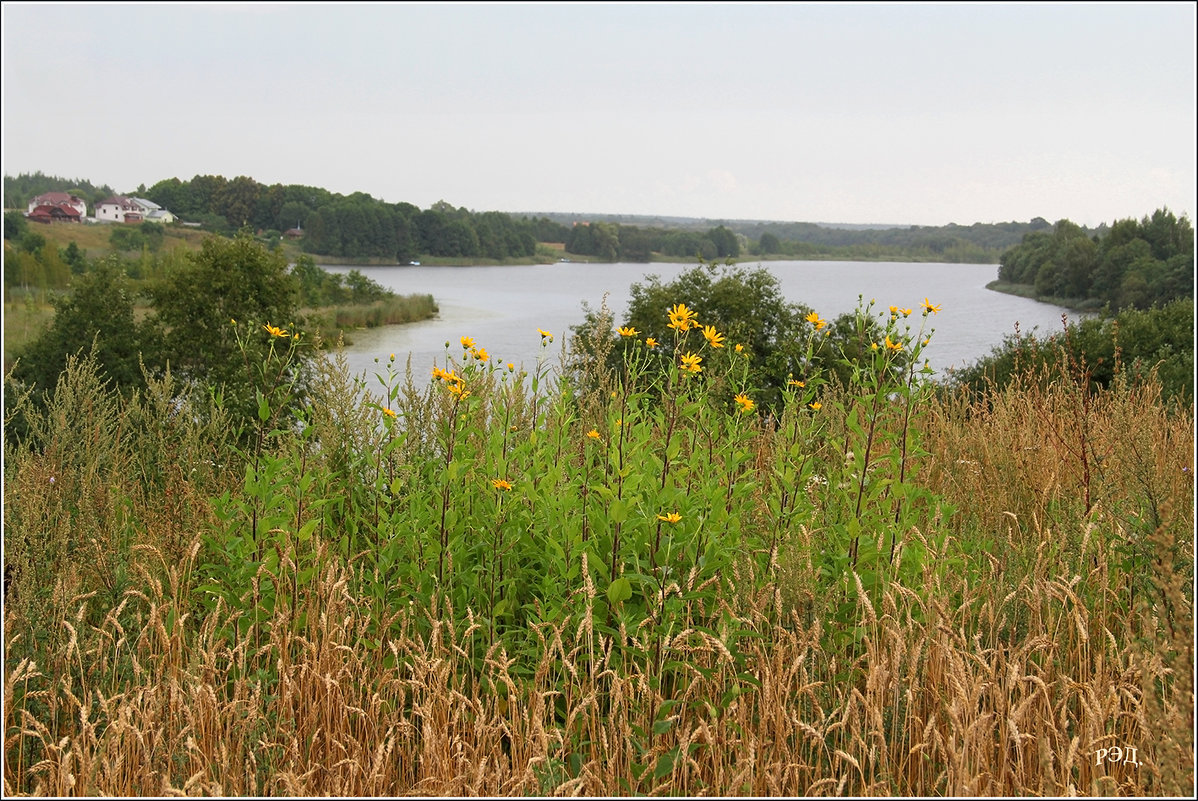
[{"x1": 2, "y1": 298, "x2": 1192, "y2": 796}]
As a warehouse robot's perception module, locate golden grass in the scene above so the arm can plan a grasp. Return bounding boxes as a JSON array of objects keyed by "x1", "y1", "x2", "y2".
[{"x1": 4, "y1": 525, "x2": 1186, "y2": 796}]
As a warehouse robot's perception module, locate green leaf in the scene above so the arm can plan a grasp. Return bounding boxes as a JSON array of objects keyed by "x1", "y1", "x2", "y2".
[
  {"x1": 607, "y1": 576, "x2": 632, "y2": 604},
  {"x1": 653, "y1": 748, "x2": 678, "y2": 779}
]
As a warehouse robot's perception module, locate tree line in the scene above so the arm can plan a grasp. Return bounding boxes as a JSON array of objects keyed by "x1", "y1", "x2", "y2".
[
  {"x1": 997, "y1": 208, "x2": 1193, "y2": 310},
  {"x1": 3, "y1": 171, "x2": 117, "y2": 210},
  {"x1": 138, "y1": 176, "x2": 568, "y2": 262}
]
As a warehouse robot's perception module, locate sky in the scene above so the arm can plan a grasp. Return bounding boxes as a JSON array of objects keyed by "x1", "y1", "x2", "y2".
[{"x1": 2, "y1": 2, "x2": 1195, "y2": 228}]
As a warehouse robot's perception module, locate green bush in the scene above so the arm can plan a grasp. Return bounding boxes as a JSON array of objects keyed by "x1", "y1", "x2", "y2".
[{"x1": 945, "y1": 298, "x2": 1194, "y2": 408}]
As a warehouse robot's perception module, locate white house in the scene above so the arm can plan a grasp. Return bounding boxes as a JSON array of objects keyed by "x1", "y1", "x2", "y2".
[
  {"x1": 26, "y1": 192, "x2": 87, "y2": 218},
  {"x1": 95, "y1": 196, "x2": 144, "y2": 223}
]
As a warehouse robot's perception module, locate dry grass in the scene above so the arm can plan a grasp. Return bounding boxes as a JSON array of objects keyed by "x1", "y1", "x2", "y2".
[{"x1": 4, "y1": 526, "x2": 1187, "y2": 796}]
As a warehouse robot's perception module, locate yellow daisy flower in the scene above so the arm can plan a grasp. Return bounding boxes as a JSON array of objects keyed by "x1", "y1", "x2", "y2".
[{"x1": 667, "y1": 303, "x2": 698, "y2": 332}]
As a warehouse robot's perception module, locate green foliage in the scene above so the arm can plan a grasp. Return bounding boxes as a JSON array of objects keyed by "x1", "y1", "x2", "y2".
[
  {"x1": 4, "y1": 209, "x2": 29, "y2": 241},
  {"x1": 570, "y1": 260, "x2": 893, "y2": 414},
  {"x1": 143, "y1": 231, "x2": 307, "y2": 431},
  {"x1": 108, "y1": 221, "x2": 165, "y2": 253},
  {"x1": 998, "y1": 208, "x2": 1194, "y2": 310},
  {"x1": 7, "y1": 257, "x2": 148, "y2": 402},
  {"x1": 946, "y1": 298, "x2": 1194, "y2": 408},
  {"x1": 61, "y1": 240, "x2": 88, "y2": 275},
  {"x1": 3, "y1": 170, "x2": 116, "y2": 209}
]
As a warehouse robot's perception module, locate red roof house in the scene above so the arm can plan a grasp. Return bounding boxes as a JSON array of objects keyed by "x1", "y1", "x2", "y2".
[
  {"x1": 27, "y1": 204, "x2": 83, "y2": 224},
  {"x1": 25, "y1": 192, "x2": 87, "y2": 220}
]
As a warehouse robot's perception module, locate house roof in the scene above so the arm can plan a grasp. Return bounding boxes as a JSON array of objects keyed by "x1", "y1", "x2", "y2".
[
  {"x1": 33, "y1": 191, "x2": 82, "y2": 205},
  {"x1": 98, "y1": 195, "x2": 137, "y2": 208},
  {"x1": 28, "y1": 204, "x2": 82, "y2": 220},
  {"x1": 30, "y1": 191, "x2": 85, "y2": 208}
]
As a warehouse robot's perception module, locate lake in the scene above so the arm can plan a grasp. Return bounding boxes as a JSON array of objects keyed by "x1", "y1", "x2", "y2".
[{"x1": 319, "y1": 260, "x2": 1084, "y2": 393}]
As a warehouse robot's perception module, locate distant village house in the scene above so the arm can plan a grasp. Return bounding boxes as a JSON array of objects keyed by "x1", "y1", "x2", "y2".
[
  {"x1": 25, "y1": 191, "x2": 87, "y2": 223},
  {"x1": 95, "y1": 196, "x2": 143, "y2": 223},
  {"x1": 94, "y1": 195, "x2": 178, "y2": 224}
]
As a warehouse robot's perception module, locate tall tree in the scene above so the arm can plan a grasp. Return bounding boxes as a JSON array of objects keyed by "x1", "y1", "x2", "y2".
[{"x1": 144, "y1": 232, "x2": 302, "y2": 424}]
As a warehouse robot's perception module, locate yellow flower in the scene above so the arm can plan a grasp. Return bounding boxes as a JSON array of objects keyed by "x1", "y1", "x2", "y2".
[
  {"x1": 474, "y1": 347, "x2": 489, "y2": 362},
  {"x1": 538, "y1": 328, "x2": 553, "y2": 340},
  {"x1": 263, "y1": 323, "x2": 288, "y2": 338},
  {"x1": 889, "y1": 305, "x2": 899, "y2": 316},
  {"x1": 230, "y1": 318, "x2": 237, "y2": 326},
  {"x1": 645, "y1": 337, "x2": 659, "y2": 348},
  {"x1": 618, "y1": 326, "x2": 639, "y2": 337},
  {"x1": 667, "y1": 303, "x2": 698, "y2": 332},
  {"x1": 657, "y1": 512, "x2": 683, "y2": 524},
  {"x1": 735, "y1": 343, "x2": 744, "y2": 353},
  {"x1": 702, "y1": 325, "x2": 725, "y2": 348},
  {"x1": 734, "y1": 393, "x2": 755, "y2": 413},
  {"x1": 679, "y1": 352, "x2": 703, "y2": 373},
  {"x1": 461, "y1": 336, "x2": 475, "y2": 349},
  {"x1": 382, "y1": 407, "x2": 397, "y2": 419},
  {"x1": 900, "y1": 308, "x2": 913, "y2": 317},
  {"x1": 491, "y1": 478, "x2": 513, "y2": 491},
  {"x1": 805, "y1": 312, "x2": 827, "y2": 331},
  {"x1": 788, "y1": 379, "x2": 805, "y2": 388},
  {"x1": 586, "y1": 429, "x2": 601, "y2": 440},
  {"x1": 885, "y1": 335, "x2": 902, "y2": 352},
  {"x1": 870, "y1": 342, "x2": 879, "y2": 351},
  {"x1": 809, "y1": 401, "x2": 822, "y2": 411},
  {"x1": 921, "y1": 298, "x2": 941, "y2": 315},
  {"x1": 447, "y1": 382, "x2": 469, "y2": 399},
  {"x1": 507, "y1": 362, "x2": 515, "y2": 371}
]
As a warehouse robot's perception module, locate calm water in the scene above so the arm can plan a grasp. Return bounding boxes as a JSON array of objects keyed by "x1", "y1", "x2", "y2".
[{"x1": 321, "y1": 260, "x2": 1083, "y2": 392}]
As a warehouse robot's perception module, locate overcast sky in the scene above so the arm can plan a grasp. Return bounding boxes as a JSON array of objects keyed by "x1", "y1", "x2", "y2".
[{"x1": 3, "y1": 2, "x2": 1195, "y2": 227}]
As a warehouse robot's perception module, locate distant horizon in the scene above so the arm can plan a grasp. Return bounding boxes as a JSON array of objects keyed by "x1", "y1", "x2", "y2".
[{"x1": 3, "y1": 168, "x2": 1174, "y2": 233}]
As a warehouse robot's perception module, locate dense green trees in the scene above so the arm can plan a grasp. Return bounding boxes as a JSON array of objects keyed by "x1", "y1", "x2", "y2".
[
  {"x1": 998, "y1": 208, "x2": 1193, "y2": 310},
  {"x1": 137, "y1": 176, "x2": 560, "y2": 263},
  {"x1": 8, "y1": 258, "x2": 148, "y2": 398},
  {"x1": 143, "y1": 233, "x2": 302, "y2": 412},
  {"x1": 2, "y1": 171, "x2": 116, "y2": 210},
  {"x1": 6, "y1": 233, "x2": 311, "y2": 442},
  {"x1": 564, "y1": 223, "x2": 742, "y2": 263}
]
